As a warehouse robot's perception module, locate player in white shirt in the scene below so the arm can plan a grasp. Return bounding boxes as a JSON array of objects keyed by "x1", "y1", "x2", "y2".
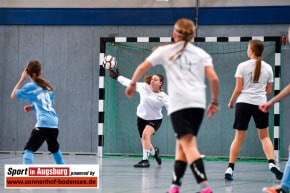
[
  {"x1": 225, "y1": 40, "x2": 283, "y2": 181},
  {"x1": 125, "y1": 18, "x2": 219, "y2": 193},
  {"x1": 109, "y1": 69, "x2": 168, "y2": 168}
]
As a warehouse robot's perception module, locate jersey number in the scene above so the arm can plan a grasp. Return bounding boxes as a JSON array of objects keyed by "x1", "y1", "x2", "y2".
[{"x1": 37, "y1": 92, "x2": 54, "y2": 111}]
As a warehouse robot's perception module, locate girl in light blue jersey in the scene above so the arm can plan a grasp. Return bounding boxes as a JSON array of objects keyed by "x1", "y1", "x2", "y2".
[{"x1": 11, "y1": 60, "x2": 64, "y2": 164}]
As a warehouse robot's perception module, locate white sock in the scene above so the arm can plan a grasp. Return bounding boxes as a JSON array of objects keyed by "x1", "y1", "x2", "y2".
[
  {"x1": 142, "y1": 149, "x2": 150, "y2": 160},
  {"x1": 150, "y1": 147, "x2": 155, "y2": 156}
]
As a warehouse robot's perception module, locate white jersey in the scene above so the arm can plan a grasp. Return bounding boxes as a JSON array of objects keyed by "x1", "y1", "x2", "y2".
[
  {"x1": 235, "y1": 59, "x2": 273, "y2": 105},
  {"x1": 117, "y1": 76, "x2": 168, "y2": 120},
  {"x1": 146, "y1": 41, "x2": 213, "y2": 115}
]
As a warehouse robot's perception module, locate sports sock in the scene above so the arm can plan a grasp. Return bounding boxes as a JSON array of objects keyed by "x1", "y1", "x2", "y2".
[
  {"x1": 150, "y1": 147, "x2": 155, "y2": 156},
  {"x1": 268, "y1": 159, "x2": 276, "y2": 165},
  {"x1": 199, "y1": 182, "x2": 209, "y2": 191},
  {"x1": 190, "y1": 158, "x2": 208, "y2": 184},
  {"x1": 228, "y1": 163, "x2": 235, "y2": 170},
  {"x1": 142, "y1": 149, "x2": 150, "y2": 160},
  {"x1": 171, "y1": 160, "x2": 187, "y2": 186},
  {"x1": 52, "y1": 150, "x2": 65, "y2": 164},
  {"x1": 281, "y1": 150, "x2": 290, "y2": 192},
  {"x1": 23, "y1": 150, "x2": 34, "y2": 164}
]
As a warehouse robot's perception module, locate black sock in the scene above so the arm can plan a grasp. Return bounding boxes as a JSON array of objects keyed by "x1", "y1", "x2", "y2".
[
  {"x1": 228, "y1": 163, "x2": 235, "y2": 170},
  {"x1": 268, "y1": 159, "x2": 275, "y2": 164},
  {"x1": 189, "y1": 158, "x2": 207, "y2": 184},
  {"x1": 171, "y1": 160, "x2": 187, "y2": 186}
]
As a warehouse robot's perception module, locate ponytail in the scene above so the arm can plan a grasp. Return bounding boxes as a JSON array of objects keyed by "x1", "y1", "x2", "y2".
[
  {"x1": 249, "y1": 40, "x2": 264, "y2": 83},
  {"x1": 169, "y1": 41, "x2": 189, "y2": 61},
  {"x1": 253, "y1": 57, "x2": 261, "y2": 82},
  {"x1": 26, "y1": 60, "x2": 54, "y2": 91},
  {"x1": 169, "y1": 18, "x2": 195, "y2": 61},
  {"x1": 33, "y1": 76, "x2": 54, "y2": 91}
]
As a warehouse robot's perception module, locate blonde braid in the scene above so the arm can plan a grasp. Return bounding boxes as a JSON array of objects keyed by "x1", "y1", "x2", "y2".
[{"x1": 169, "y1": 18, "x2": 195, "y2": 61}]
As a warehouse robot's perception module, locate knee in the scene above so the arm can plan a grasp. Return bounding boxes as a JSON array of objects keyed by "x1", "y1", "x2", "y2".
[
  {"x1": 142, "y1": 132, "x2": 151, "y2": 141},
  {"x1": 258, "y1": 134, "x2": 270, "y2": 141}
]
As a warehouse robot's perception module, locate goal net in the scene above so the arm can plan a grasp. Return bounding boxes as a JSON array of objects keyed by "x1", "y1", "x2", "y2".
[{"x1": 100, "y1": 37, "x2": 280, "y2": 159}]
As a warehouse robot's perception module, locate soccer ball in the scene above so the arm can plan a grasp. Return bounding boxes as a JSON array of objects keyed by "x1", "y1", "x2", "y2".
[{"x1": 102, "y1": 55, "x2": 117, "y2": 69}]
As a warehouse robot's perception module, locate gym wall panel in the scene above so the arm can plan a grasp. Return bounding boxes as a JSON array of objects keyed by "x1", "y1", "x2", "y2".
[
  {"x1": 65, "y1": 27, "x2": 95, "y2": 152},
  {"x1": 0, "y1": 26, "x2": 19, "y2": 151}
]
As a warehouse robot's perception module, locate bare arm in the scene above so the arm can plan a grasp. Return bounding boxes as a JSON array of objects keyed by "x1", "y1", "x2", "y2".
[
  {"x1": 206, "y1": 66, "x2": 219, "y2": 103},
  {"x1": 269, "y1": 83, "x2": 290, "y2": 103},
  {"x1": 125, "y1": 61, "x2": 152, "y2": 98},
  {"x1": 205, "y1": 66, "x2": 219, "y2": 119},
  {"x1": 260, "y1": 83, "x2": 290, "y2": 112},
  {"x1": 11, "y1": 68, "x2": 28, "y2": 99},
  {"x1": 265, "y1": 82, "x2": 273, "y2": 96},
  {"x1": 228, "y1": 77, "x2": 243, "y2": 108}
]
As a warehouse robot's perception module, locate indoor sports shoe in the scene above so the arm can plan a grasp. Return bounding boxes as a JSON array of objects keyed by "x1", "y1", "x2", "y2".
[
  {"x1": 196, "y1": 187, "x2": 213, "y2": 193},
  {"x1": 224, "y1": 167, "x2": 234, "y2": 181},
  {"x1": 153, "y1": 147, "x2": 162, "y2": 165},
  {"x1": 133, "y1": 160, "x2": 150, "y2": 168},
  {"x1": 269, "y1": 163, "x2": 283, "y2": 180},
  {"x1": 167, "y1": 186, "x2": 180, "y2": 193},
  {"x1": 263, "y1": 185, "x2": 287, "y2": 193}
]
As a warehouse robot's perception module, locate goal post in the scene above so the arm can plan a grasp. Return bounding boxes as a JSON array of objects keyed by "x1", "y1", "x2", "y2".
[{"x1": 98, "y1": 36, "x2": 282, "y2": 162}]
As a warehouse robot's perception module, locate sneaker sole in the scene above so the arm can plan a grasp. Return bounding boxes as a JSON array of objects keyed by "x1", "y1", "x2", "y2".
[
  {"x1": 271, "y1": 170, "x2": 283, "y2": 180},
  {"x1": 133, "y1": 165, "x2": 150, "y2": 168},
  {"x1": 274, "y1": 172, "x2": 283, "y2": 180},
  {"x1": 154, "y1": 157, "x2": 161, "y2": 165},
  {"x1": 154, "y1": 148, "x2": 162, "y2": 165},
  {"x1": 225, "y1": 174, "x2": 233, "y2": 181}
]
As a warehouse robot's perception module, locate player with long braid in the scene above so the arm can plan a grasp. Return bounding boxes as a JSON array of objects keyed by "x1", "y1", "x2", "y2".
[
  {"x1": 125, "y1": 18, "x2": 219, "y2": 193},
  {"x1": 11, "y1": 60, "x2": 65, "y2": 164},
  {"x1": 224, "y1": 40, "x2": 283, "y2": 181}
]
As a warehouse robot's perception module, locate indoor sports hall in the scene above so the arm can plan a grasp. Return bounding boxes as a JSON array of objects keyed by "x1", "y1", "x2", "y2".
[{"x1": 0, "y1": 1, "x2": 290, "y2": 193}]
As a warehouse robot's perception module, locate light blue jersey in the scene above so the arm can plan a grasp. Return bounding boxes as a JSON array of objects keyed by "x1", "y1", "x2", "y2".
[{"x1": 16, "y1": 82, "x2": 58, "y2": 128}]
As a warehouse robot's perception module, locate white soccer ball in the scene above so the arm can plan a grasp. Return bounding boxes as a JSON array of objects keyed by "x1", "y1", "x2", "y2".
[{"x1": 102, "y1": 55, "x2": 117, "y2": 69}]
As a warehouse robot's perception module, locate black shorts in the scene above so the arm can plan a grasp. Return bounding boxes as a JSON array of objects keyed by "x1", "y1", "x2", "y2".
[
  {"x1": 170, "y1": 108, "x2": 204, "y2": 139},
  {"x1": 137, "y1": 117, "x2": 162, "y2": 138},
  {"x1": 233, "y1": 102, "x2": 269, "y2": 130},
  {"x1": 24, "y1": 127, "x2": 60, "y2": 153}
]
